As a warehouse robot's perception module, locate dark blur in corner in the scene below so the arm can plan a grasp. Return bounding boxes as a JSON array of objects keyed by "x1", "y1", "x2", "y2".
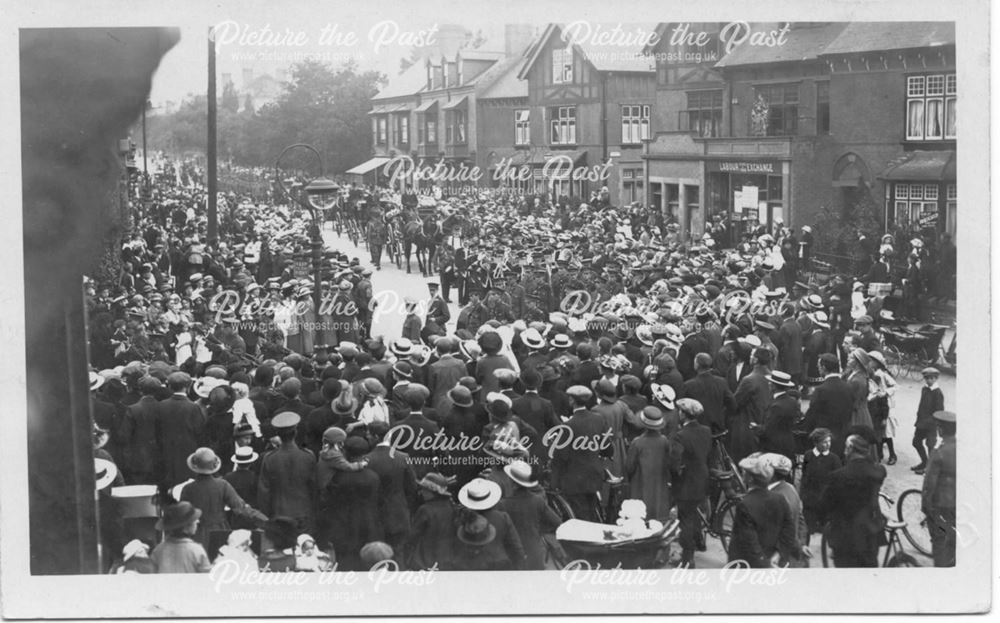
[{"x1": 20, "y1": 27, "x2": 179, "y2": 574}]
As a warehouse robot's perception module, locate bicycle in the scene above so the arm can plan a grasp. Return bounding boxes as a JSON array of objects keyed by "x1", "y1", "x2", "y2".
[
  {"x1": 710, "y1": 430, "x2": 747, "y2": 494},
  {"x1": 591, "y1": 469, "x2": 628, "y2": 525},
  {"x1": 820, "y1": 492, "x2": 921, "y2": 567},
  {"x1": 896, "y1": 488, "x2": 933, "y2": 557},
  {"x1": 696, "y1": 468, "x2": 743, "y2": 553}
]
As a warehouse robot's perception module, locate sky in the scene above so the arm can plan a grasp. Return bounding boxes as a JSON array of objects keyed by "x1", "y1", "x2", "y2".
[{"x1": 148, "y1": 15, "x2": 509, "y2": 106}]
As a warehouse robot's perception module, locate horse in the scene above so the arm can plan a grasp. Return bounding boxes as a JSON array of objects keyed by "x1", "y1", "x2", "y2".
[{"x1": 401, "y1": 212, "x2": 427, "y2": 275}]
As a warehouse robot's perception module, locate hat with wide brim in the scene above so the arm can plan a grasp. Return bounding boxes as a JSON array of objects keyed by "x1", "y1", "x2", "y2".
[
  {"x1": 650, "y1": 383, "x2": 676, "y2": 410},
  {"x1": 390, "y1": 338, "x2": 414, "y2": 357},
  {"x1": 447, "y1": 385, "x2": 475, "y2": 408},
  {"x1": 458, "y1": 478, "x2": 503, "y2": 511},
  {"x1": 187, "y1": 447, "x2": 222, "y2": 474},
  {"x1": 89, "y1": 371, "x2": 105, "y2": 392},
  {"x1": 639, "y1": 406, "x2": 666, "y2": 430},
  {"x1": 932, "y1": 410, "x2": 955, "y2": 423},
  {"x1": 503, "y1": 460, "x2": 538, "y2": 489},
  {"x1": 418, "y1": 472, "x2": 455, "y2": 497},
  {"x1": 94, "y1": 458, "x2": 118, "y2": 491},
  {"x1": 156, "y1": 501, "x2": 202, "y2": 532},
  {"x1": 765, "y1": 371, "x2": 795, "y2": 388},
  {"x1": 231, "y1": 446, "x2": 260, "y2": 465},
  {"x1": 457, "y1": 515, "x2": 497, "y2": 546}
]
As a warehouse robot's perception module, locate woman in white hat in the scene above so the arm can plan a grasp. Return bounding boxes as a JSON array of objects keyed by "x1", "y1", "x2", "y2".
[
  {"x1": 456, "y1": 478, "x2": 526, "y2": 569},
  {"x1": 501, "y1": 460, "x2": 561, "y2": 570},
  {"x1": 624, "y1": 407, "x2": 673, "y2": 522}
]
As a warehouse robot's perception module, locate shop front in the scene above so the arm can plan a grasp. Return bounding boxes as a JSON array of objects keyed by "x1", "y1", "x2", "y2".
[
  {"x1": 704, "y1": 158, "x2": 791, "y2": 243},
  {"x1": 878, "y1": 150, "x2": 956, "y2": 238}
]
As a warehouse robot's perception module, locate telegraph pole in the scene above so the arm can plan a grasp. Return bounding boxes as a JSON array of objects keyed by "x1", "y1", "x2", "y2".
[{"x1": 207, "y1": 26, "x2": 218, "y2": 243}]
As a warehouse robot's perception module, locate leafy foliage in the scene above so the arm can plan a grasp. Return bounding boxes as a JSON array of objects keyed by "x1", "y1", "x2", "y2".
[
  {"x1": 811, "y1": 187, "x2": 883, "y2": 256},
  {"x1": 146, "y1": 60, "x2": 386, "y2": 174}
]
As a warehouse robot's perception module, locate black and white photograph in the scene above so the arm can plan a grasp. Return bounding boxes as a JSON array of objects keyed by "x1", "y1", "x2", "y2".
[{"x1": 0, "y1": 0, "x2": 992, "y2": 617}]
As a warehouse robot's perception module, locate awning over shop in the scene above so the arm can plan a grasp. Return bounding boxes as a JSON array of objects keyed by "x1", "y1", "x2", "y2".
[
  {"x1": 367, "y1": 102, "x2": 411, "y2": 115},
  {"x1": 878, "y1": 150, "x2": 956, "y2": 181},
  {"x1": 442, "y1": 96, "x2": 468, "y2": 110},
  {"x1": 345, "y1": 157, "x2": 390, "y2": 176},
  {"x1": 414, "y1": 99, "x2": 439, "y2": 113}
]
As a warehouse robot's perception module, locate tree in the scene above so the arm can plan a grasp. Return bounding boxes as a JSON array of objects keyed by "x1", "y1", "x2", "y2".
[
  {"x1": 243, "y1": 92, "x2": 254, "y2": 114},
  {"x1": 221, "y1": 81, "x2": 239, "y2": 114},
  {"x1": 812, "y1": 187, "x2": 883, "y2": 258}
]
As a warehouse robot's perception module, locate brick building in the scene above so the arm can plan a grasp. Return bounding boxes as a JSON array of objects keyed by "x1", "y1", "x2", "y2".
[
  {"x1": 514, "y1": 23, "x2": 656, "y2": 205},
  {"x1": 643, "y1": 21, "x2": 955, "y2": 243}
]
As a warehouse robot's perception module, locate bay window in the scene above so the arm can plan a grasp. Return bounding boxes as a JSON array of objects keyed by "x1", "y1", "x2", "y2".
[{"x1": 906, "y1": 73, "x2": 956, "y2": 141}]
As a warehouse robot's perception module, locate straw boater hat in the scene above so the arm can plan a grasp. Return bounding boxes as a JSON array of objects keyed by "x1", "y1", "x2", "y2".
[
  {"x1": 458, "y1": 478, "x2": 502, "y2": 511},
  {"x1": 549, "y1": 333, "x2": 574, "y2": 349},
  {"x1": 503, "y1": 460, "x2": 538, "y2": 489},
  {"x1": 639, "y1": 406, "x2": 666, "y2": 430},
  {"x1": 521, "y1": 328, "x2": 545, "y2": 350},
  {"x1": 390, "y1": 337, "x2": 414, "y2": 358},
  {"x1": 187, "y1": 447, "x2": 222, "y2": 475},
  {"x1": 765, "y1": 371, "x2": 795, "y2": 388},
  {"x1": 231, "y1": 445, "x2": 259, "y2": 465}
]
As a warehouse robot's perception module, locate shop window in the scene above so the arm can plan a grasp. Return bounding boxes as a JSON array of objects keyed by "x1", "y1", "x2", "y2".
[{"x1": 906, "y1": 73, "x2": 955, "y2": 141}]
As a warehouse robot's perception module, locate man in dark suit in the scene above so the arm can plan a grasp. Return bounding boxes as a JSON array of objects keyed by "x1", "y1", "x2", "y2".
[
  {"x1": 511, "y1": 369, "x2": 560, "y2": 466},
  {"x1": 427, "y1": 337, "x2": 468, "y2": 413},
  {"x1": 302, "y1": 378, "x2": 343, "y2": 457},
  {"x1": 155, "y1": 371, "x2": 206, "y2": 487},
  {"x1": 393, "y1": 385, "x2": 441, "y2": 479},
  {"x1": 120, "y1": 375, "x2": 163, "y2": 484},
  {"x1": 571, "y1": 343, "x2": 602, "y2": 390},
  {"x1": 258, "y1": 412, "x2": 318, "y2": 535},
  {"x1": 818, "y1": 434, "x2": 887, "y2": 567},
  {"x1": 677, "y1": 326, "x2": 711, "y2": 381},
  {"x1": 671, "y1": 398, "x2": 713, "y2": 568},
  {"x1": 682, "y1": 353, "x2": 736, "y2": 433},
  {"x1": 501, "y1": 461, "x2": 562, "y2": 570},
  {"x1": 775, "y1": 308, "x2": 804, "y2": 386},
  {"x1": 549, "y1": 385, "x2": 613, "y2": 522},
  {"x1": 426, "y1": 282, "x2": 450, "y2": 327},
  {"x1": 365, "y1": 421, "x2": 418, "y2": 550},
  {"x1": 724, "y1": 339, "x2": 754, "y2": 393},
  {"x1": 803, "y1": 354, "x2": 854, "y2": 457},
  {"x1": 727, "y1": 454, "x2": 800, "y2": 567}
]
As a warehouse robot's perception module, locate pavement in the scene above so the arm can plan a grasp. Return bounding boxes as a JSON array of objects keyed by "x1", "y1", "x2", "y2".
[
  {"x1": 322, "y1": 225, "x2": 950, "y2": 568},
  {"x1": 322, "y1": 226, "x2": 461, "y2": 342}
]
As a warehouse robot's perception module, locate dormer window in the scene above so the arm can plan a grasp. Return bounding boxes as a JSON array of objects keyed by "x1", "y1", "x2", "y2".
[{"x1": 552, "y1": 46, "x2": 573, "y2": 84}]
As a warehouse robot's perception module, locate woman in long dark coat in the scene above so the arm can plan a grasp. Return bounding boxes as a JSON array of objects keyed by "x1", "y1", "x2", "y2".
[
  {"x1": 624, "y1": 407, "x2": 673, "y2": 521},
  {"x1": 326, "y1": 437, "x2": 383, "y2": 571}
]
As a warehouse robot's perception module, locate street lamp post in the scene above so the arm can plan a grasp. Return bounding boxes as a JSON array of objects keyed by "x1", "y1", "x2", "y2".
[{"x1": 274, "y1": 144, "x2": 339, "y2": 344}]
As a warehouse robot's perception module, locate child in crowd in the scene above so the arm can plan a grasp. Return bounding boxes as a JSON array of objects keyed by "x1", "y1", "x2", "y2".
[
  {"x1": 798, "y1": 428, "x2": 842, "y2": 541},
  {"x1": 150, "y1": 502, "x2": 212, "y2": 573}
]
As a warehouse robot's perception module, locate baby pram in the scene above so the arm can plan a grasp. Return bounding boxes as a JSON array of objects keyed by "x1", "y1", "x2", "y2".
[{"x1": 552, "y1": 518, "x2": 680, "y2": 569}]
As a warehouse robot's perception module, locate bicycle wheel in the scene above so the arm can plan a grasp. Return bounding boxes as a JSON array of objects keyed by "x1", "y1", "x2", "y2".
[
  {"x1": 882, "y1": 344, "x2": 906, "y2": 379},
  {"x1": 897, "y1": 489, "x2": 933, "y2": 557},
  {"x1": 885, "y1": 551, "x2": 921, "y2": 567},
  {"x1": 713, "y1": 499, "x2": 738, "y2": 553},
  {"x1": 546, "y1": 490, "x2": 575, "y2": 524}
]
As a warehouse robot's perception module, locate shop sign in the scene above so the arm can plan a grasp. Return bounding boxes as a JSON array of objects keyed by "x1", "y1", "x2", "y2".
[{"x1": 708, "y1": 160, "x2": 780, "y2": 174}]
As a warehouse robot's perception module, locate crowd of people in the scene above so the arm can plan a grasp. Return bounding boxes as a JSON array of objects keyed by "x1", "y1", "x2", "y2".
[{"x1": 87, "y1": 161, "x2": 956, "y2": 575}]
